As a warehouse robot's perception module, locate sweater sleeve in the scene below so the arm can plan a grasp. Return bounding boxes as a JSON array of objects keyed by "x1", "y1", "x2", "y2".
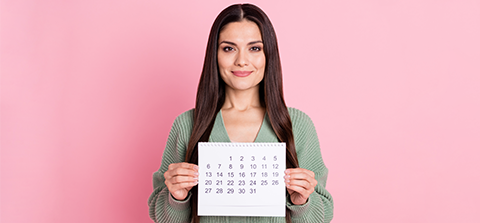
[
  {"x1": 287, "y1": 108, "x2": 334, "y2": 223},
  {"x1": 148, "y1": 110, "x2": 194, "y2": 223}
]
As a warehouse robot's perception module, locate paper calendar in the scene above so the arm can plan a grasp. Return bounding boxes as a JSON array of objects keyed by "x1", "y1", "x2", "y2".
[{"x1": 198, "y1": 142, "x2": 286, "y2": 217}]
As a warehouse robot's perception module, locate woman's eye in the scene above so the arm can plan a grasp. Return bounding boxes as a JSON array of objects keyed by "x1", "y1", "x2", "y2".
[
  {"x1": 250, "y1": 46, "x2": 262, "y2": 51},
  {"x1": 223, "y1": 47, "x2": 234, "y2": 52}
]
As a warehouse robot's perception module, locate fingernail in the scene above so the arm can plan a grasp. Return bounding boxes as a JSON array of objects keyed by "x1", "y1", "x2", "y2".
[
  {"x1": 195, "y1": 172, "x2": 199, "y2": 176},
  {"x1": 194, "y1": 177, "x2": 198, "y2": 180},
  {"x1": 286, "y1": 184, "x2": 290, "y2": 187},
  {"x1": 285, "y1": 175, "x2": 290, "y2": 178},
  {"x1": 285, "y1": 179, "x2": 290, "y2": 183},
  {"x1": 285, "y1": 169, "x2": 290, "y2": 174},
  {"x1": 194, "y1": 166, "x2": 199, "y2": 170}
]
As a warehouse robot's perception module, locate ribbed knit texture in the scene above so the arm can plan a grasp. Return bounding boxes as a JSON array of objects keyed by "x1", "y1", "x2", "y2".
[{"x1": 148, "y1": 108, "x2": 334, "y2": 223}]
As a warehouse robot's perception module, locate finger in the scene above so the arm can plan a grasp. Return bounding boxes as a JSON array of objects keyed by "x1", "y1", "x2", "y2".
[
  {"x1": 163, "y1": 162, "x2": 198, "y2": 179},
  {"x1": 287, "y1": 178, "x2": 312, "y2": 190},
  {"x1": 286, "y1": 184, "x2": 314, "y2": 198},
  {"x1": 284, "y1": 174, "x2": 317, "y2": 196},
  {"x1": 170, "y1": 168, "x2": 199, "y2": 177},
  {"x1": 284, "y1": 173, "x2": 316, "y2": 187},
  {"x1": 285, "y1": 168, "x2": 315, "y2": 178},
  {"x1": 164, "y1": 167, "x2": 199, "y2": 179},
  {"x1": 169, "y1": 175, "x2": 198, "y2": 184},
  {"x1": 169, "y1": 181, "x2": 198, "y2": 191},
  {"x1": 286, "y1": 177, "x2": 315, "y2": 195},
  {"x1": 289, "y1": 172, "x2": 316, "y2": 184},
  {"x1": 166, "y1": 176, "x2": 198, "y2": 188},
  {"x1": 285, "y1": 169, "x2": 316, "y2": 183},
  {"x1": 169, "y1": 162, "x2": 199, "y2": 171}
]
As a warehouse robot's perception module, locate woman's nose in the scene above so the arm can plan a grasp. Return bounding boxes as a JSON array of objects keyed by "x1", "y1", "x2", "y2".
[{"x1": 235, "y1": 50, "x2": 248, "y2": 67}]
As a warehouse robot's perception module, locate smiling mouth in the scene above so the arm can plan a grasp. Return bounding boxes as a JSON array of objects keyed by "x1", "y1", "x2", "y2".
[{"x1": 232, "y1": 71, "x2": 253, "y2": 77}]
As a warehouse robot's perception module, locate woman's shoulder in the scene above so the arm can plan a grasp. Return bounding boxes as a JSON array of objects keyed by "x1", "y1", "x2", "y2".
[
  {"x1": 170, "y1": 109, "x2": 195, "y2": 132},
  {"x1": 287, "y1": 108, "x2": 321, "y2": 151},
  {"x1": 287, "y1": 107, "x2": 315, "y2": 126},
  {"x1": 173, "y1": 109, "x2": 194, "y2": 123}
]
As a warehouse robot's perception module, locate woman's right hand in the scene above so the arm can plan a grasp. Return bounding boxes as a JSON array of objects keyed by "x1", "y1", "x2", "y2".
[{"x1": 164, "y1": 162, "x2": 199, "y2": 201}]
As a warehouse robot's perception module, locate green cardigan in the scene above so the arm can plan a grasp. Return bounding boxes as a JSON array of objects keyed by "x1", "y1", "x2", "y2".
[{"x1": 148, "y1": 108, "x2": 333, "y2": 223}]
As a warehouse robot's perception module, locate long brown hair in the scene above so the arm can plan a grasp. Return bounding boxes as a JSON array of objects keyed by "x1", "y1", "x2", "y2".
[{"x1": 185, "y1": 4, "x2": 299, "y2": 222}]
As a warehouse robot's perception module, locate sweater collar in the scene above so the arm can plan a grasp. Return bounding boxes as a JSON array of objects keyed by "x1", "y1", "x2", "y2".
[{"x1": 209, "y1": 110, "x2": 279, "y2": 143}]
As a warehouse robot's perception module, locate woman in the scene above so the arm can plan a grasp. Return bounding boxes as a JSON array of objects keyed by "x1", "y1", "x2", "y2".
[{"x1": 148, "y1": 3, "x2": 333, "y2": 223}]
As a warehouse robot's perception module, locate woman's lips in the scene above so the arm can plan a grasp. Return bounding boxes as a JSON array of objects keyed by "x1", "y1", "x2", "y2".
[{"x1": 232, "y1": 71, "x2": 253, "y2": 77}]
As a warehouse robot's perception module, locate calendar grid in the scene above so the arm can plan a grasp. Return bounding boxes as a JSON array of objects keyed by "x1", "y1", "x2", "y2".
[{"x1": 198, "y1": 142, "x2": 286, "y2": 217}]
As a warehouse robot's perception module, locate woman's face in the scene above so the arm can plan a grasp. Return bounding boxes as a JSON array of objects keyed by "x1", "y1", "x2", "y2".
[{"x1": 217, "y1": 20, "x2": 266, "y2": 92}]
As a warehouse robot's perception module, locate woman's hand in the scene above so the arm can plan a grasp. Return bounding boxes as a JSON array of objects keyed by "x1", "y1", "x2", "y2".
[
  {"x1": 164, "y1": 162, "x2": 199, "y2": 201},
  {"x1": 284, "y1": 168, "x2": 318, "y2": 205}
]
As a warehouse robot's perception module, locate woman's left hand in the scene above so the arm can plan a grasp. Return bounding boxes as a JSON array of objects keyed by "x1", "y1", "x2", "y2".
[{"x1": 284, "y1": 168, "x2": 317, "y2": 205}]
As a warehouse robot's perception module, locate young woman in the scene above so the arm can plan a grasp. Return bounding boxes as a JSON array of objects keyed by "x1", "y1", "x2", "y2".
[{"x1": 148, "y1": 4, "x2": 333, "y2": 223}]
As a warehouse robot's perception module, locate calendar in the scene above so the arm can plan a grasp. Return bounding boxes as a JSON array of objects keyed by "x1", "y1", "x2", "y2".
[{"x1": 198, "y1": 142, "x2": 286, "y2": 217}]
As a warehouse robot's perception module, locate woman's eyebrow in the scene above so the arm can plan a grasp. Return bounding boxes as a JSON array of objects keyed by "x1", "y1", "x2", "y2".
[
  {"x1": 219, "y1": 40, "x2": 263, "y2": 46},
  {"x1": 219, "y1": 41, "x2": 237, "y2": 46},
  {"x1": 248, "y1": 40, "x2": 263, "y2": 45}
]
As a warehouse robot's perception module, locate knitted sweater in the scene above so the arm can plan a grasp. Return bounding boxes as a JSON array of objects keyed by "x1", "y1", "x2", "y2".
[{"x1": 148, "y1": 108, "x2": 333, "y2": 223}]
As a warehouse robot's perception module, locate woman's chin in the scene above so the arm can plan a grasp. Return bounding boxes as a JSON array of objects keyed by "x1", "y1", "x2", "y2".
[{"x1": 226, "y1": 83, "x2": 260, "y2": 92}]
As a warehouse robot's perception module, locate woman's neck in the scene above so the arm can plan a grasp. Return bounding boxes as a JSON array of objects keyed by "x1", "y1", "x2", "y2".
[{"x1": 222, "y1": 86, "x2": 262, "y2": 111}]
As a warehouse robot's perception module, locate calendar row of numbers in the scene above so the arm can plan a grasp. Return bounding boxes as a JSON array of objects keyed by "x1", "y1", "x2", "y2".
[
  {"x1": 205, "y1": 179, "x2": 281, "y2": 186},
  {"x1": 205, "y1": 188, "x2": 258, "y2": 194},
  {"x1": 205, "y1": 163, "x2": 280, "y2": 169},
  {"x1": 205, "y1": 171, "x2": 282, "y2": 178},
  {"x1": 228, "y1": 155, "x2": 279, "y2": 161}
]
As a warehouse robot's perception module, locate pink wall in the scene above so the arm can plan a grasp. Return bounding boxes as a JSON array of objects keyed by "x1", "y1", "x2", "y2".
[{"x1": 1, "y1": 0, "x2": 479, "y2": 222}]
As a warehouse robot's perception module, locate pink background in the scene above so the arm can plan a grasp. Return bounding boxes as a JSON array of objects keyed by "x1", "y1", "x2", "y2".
[{"x1": 1, "y1": 0, "x2": 479, "y2": 222}]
